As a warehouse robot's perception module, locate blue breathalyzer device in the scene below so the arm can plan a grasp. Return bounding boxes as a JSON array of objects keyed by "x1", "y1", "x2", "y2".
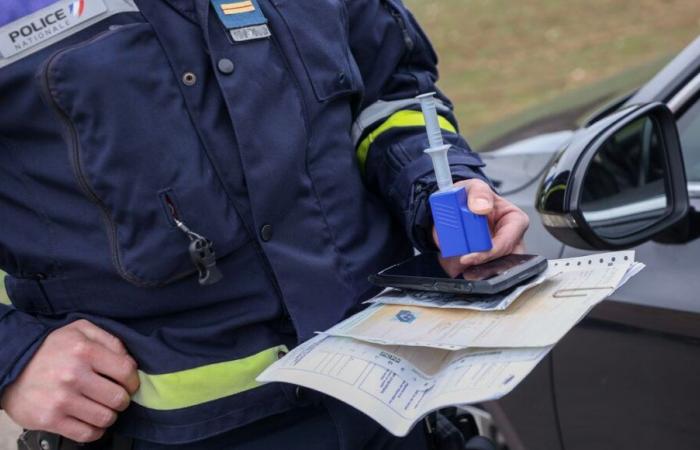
[{"x1": 417, "y1": 93, "x2": 493, "y2": 258}]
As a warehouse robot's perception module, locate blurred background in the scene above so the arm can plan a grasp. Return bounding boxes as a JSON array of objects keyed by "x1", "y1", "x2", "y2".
[
  {"x1": 1, "y1": 0, "x2": 700, "y2": 447},
  {"x1": 406, "y1": 0, "x2": 700, "y2": 150}
]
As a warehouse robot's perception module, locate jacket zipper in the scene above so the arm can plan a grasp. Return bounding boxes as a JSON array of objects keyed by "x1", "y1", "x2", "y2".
[
  {"x1": 40, "y1": 24, "x2": 221, "y2": 287},
  {"x1": 39, "y1": 27, "x2": 142, "y2": 286}
]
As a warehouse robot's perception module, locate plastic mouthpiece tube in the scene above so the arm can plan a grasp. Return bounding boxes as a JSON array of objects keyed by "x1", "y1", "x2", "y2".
[
  {"x1": 417, "y1": 92, "x2": 493, "y2": 257},
  {"x1": 417, "y1": 93, "x2": 445, "y2": 150}
]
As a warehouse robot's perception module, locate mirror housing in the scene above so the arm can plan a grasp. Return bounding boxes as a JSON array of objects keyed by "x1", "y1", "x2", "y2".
[{"x1": 536, "y1": 102, "x2": 688, "y2": 250}]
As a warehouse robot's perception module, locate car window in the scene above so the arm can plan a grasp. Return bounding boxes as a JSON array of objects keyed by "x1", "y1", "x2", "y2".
[{"x1": 678, "y1": 95, "x2": 700, "y2": 182}]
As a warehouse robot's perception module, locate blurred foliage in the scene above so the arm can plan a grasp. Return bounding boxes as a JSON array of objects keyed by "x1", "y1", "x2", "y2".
[{"x1": 405, "y1": 0, "x2": 700, "y2": 148}]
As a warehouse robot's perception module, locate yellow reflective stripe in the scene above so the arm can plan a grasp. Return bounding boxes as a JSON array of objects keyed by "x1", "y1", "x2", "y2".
[
  {"x1": 0, "y1": 273, "x2": 9, "y2": 305},
  {"x1": 356, "y1": 110, "x2": 457, "y2": 172},
  {"x1": 132, "y1": 345, "x2": 288, "y2": 411}
]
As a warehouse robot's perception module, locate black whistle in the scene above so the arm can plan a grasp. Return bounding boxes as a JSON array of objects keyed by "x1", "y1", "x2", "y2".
[{"x1": 189, "y1": 238, "x2": 223, "y2": 286}]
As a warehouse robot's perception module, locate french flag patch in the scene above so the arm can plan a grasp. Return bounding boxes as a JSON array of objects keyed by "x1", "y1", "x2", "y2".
[{"x1": 68, "y1": 0, "x2": 86, "y2": 17}]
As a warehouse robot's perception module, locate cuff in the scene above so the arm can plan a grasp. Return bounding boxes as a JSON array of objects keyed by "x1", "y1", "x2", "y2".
[
  {"x1": 0, "y1": 308, "x2": 48, "y2": 403},
  {"x1": 404, "y1": 159, "x2": 493, "y2": 253}
]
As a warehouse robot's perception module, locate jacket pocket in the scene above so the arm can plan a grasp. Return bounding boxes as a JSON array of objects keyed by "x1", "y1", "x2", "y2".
[
  {"x1": 268, "y1": 0, "x2": 362, "y2": 102},
  {"x1": 40, "y1": 23, "x2": 249, "y2": 287}
]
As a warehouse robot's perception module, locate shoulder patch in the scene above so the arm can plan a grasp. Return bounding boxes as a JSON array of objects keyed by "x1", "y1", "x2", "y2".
[{"x1": 0, "y1": 0, "x2": 139, "y2": 68}]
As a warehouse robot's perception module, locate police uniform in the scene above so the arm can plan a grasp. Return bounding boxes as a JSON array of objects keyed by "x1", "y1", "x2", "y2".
[{"x1": 0, "y1": 0, "x2": 489, "y2": 447}]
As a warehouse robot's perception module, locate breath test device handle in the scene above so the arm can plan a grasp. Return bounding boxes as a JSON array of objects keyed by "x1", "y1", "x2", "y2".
[{"x1": 417, "y1": 93, "x2": 493, "y2": 258}]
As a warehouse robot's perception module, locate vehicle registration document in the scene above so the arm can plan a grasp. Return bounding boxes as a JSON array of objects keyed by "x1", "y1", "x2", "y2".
[{"x1": 258, "y1": 251, "x2": 643, "y2": 436}]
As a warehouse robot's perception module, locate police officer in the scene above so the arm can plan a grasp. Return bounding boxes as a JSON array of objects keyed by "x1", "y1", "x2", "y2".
[{"x1": 0, "y1": 0, "x2": 528, "y2": 448}]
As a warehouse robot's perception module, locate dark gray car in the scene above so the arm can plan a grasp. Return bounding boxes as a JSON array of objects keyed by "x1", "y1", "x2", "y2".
[{"x1": 479, "y1": 36, "x2": 700, "y2": 450}]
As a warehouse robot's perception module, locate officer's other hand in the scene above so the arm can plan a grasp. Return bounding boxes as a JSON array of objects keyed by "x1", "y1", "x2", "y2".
[
  {"x1": 0, "y1": 319, "x2": 140, "y2": 443},
  {"x1": 433, "y1": 179, "x2": 529, "y2": 275}
]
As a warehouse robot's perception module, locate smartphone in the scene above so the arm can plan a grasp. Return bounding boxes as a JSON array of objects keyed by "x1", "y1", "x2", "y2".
[{"x1": 369, "y1": 253, "x2": 548, "y2": 295}]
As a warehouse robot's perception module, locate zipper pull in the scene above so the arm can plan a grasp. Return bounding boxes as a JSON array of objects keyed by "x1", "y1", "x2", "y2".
[{"x1": 174, "y1": 218, "x2": 223, "y2": 286}]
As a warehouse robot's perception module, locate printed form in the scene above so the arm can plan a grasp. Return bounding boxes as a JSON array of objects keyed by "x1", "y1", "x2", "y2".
[
  {"x1": 258, "y1": 251, "x2": 643, "y2": 436},
  {"x1": 326, "y1": 252, "x2": 640, "y2": 349},
  {"x1": 258, "y1": 333, "x2": 550, "y2": 437},
  {"x1": 366, "y1": 271, "x2": 551, "y2": 312}
]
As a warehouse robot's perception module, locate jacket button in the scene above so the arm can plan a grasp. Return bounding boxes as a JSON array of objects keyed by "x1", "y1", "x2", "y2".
[
  {"x1": 182, "y1": 72, "x2": 197, "y2": 86},
  {"x1": 217, "y1": 58, "x2": 235, "y2": 75},
  {"x1": 260, "y1": 224, "x2": 273, "y2": 242}
]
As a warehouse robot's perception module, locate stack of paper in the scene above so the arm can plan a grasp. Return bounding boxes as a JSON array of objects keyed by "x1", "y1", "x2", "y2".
[{"x1": 258, "y1": 251, "x2": 643, "y2": 436}]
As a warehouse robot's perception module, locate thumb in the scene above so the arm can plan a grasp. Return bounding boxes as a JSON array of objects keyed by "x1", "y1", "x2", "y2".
[{"x1": 456, "y1": 179, "x2": 494, "y2": 215}]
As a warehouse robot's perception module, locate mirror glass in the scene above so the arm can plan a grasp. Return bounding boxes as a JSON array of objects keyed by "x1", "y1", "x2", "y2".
[{"x1": 580, "y1": 115, "x2": 669, "y2": 240}]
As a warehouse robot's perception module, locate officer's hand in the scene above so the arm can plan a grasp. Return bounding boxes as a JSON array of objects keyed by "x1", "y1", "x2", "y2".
[
  {"x1": 0, "y1": 320, "x2": 140, "y2": 443},
  {"x1": 433, "y1": 179, "x2": 529, "y2": 275}
]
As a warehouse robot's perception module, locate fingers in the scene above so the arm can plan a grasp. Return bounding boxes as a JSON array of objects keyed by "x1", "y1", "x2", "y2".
[
  {"x1": 72, "y1": 319, "x2": 128, "y2": 355},
  {"x1": 432, "y1": 179, "x2": 495, "y2": 250},
  {"x1": 52, "y1": 417, "x2": 105, "y2": 443},
  {"x1": 1, "y1": 321, "x2": 137, "y2": 444},
  {"x1": 459, "y1": 215, "x2": 528, "y2": 266},
  {"x1": 455, "y1": 179, "x2": 495, "y2": 215},
  {"x1": 64, "y1": 395, "x2": 118, "y2": 429},
  {"x1": 86, "y1": 344, "x2": 140, "y2": 395},
  {"x1": 438, "y1": 256, "x2": 464, "y2": 278},
  {"x1": 459, "y1": 198, "x2": 530, "y2": 267},
  {"x1": 80, "y1": 373, "x2": 132, "y2": 412},
  {"x1": 66, "y1": 320, "x2": 139, "y2": 394}
]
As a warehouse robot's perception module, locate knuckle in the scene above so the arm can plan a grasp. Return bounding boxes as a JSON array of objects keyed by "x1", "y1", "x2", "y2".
[
  {"x1": 37, "y1": 411, "x2": 59, "y2": 429},
  {"x1": 80, "y1": 428, "x2": 104, "y2": 443},
  {"x1": 519, "y1": 210, "x2": 530, "y2": 227},
  {"x1": 120, "y1": 356, "x2": 137, "y2": 374},
  {"x1": 111, "y1": 336, "x2": 127, "y2": 353},
  {"x1": 52, "y1": 391, "x2": 72, "y2": 411},
  {"x1": 71, "y1": 340, "x2": 92, "y2": 359},
  {"x1": 97, "y1": 410, "x2": 117, "y2": 428},
  {"x1": 57, "y1": 368, "x2": 79, "y2": 387},
  {"x1": 70, "y1": 319, "x2": 90, "y2": 330},
  {"x1": 111, "y1": 390, "x2": 130, "y2": 411}
]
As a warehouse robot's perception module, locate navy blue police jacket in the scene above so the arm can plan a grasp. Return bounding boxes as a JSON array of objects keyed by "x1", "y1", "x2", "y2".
[{"x1": 0, "y1": 0, "x2": 488, "y2": 444}]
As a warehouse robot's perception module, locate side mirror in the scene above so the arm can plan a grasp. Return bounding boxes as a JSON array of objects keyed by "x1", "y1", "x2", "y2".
[{"x1": 536, "y1": 102, "x2": 688, "y2": 250}]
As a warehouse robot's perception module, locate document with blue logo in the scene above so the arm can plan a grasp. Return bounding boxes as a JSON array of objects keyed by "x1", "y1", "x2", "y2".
[
  {"x1": 326, "y1": 251, "x2": 640, "y2": 350},
  {"x1": 258, "y1": 251, "x2": 642, "y2": 436}
]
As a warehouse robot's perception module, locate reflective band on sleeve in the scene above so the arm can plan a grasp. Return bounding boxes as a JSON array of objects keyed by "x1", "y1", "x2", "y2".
[
  {"x1": 356, "y1": 110, "x2": 456, "y2": 172},
  {"x1": 351, "y1": 98, "x2": 451, "y2": 146},
  {"x1": 131, "y1": 344, "x2": 288, "y2": 411}
]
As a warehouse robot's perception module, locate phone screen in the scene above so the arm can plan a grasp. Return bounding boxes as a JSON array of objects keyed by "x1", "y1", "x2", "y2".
[{"x1": 382, "y1": 253, "x2": 538, "y2": 281}]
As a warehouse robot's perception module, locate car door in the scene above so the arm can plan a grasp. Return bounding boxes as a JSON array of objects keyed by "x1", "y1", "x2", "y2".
[{"x1": 551, "y1": 75, "x2": 700, "y2": 450}]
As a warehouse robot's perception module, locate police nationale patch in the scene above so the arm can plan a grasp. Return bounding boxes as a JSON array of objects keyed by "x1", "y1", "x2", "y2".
[{"x1": 0, "y1": 0, "x2": 107, "y2": 59}]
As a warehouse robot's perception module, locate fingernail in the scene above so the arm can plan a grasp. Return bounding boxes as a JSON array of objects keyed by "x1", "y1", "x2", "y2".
[{"x1": 472, "y1": 198, "x2": 490, "y2": 210}]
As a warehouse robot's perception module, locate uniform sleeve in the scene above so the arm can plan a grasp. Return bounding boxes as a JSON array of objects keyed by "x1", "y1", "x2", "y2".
[
  {"x1": 0, "y1": 303, "x2": 48, "y2": 401},
  {"x1": 346, "y1": 0, "x2": 492, "y2": 252}
]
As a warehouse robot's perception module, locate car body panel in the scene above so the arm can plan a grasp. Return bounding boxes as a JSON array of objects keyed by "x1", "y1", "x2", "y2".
[
  {"x1": 552, "y1": 323, "x2": 700, "y2": 450},
  {"x1": 483, "y1": 35, "x2": 700, "y2": 450},
  {"x1": 481, "y1": 131, "x2": 572, "y2": 194},
  {"x1": 562, "y1": 235, "x2": 700, "y2": 316}
]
